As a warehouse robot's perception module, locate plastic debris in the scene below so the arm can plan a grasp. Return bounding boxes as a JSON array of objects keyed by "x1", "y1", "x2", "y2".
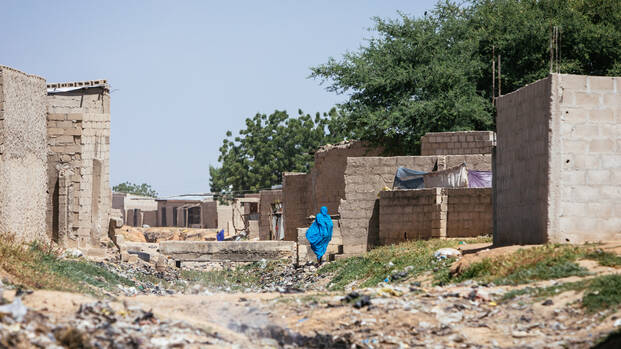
[
  {"x1": 62, "y1": 248, "x2": 83, "y2": 258},
  {"x1": 433, "y1": 248, "x2": 462, "y2": 260},
  {"x1": 0, "y1": 297, "x2": 27, "y2": 322}
]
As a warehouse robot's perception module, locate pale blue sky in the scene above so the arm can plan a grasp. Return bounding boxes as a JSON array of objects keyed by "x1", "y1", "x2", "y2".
[{"x1": 1, "y1": 0, "x2": 436, "y2": 196}]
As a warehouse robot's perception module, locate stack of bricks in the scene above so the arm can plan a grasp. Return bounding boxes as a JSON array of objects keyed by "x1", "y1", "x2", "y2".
[
  {"x1": 46, "y1": 81, "x2": 111, "y2": 249},
  {"x1": 421, "y1": 131, "x2": 496, "y2": 155},
  {"x1": 446, "y1": 188, "x2": 492, "y2": 238},
  {"x1": 379, "y1": 188, "x2": 447, "y2": 245}
]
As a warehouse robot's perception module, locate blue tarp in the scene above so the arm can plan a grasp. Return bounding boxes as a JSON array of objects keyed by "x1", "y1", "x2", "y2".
[
  {"x1": 393, "y1": 167, "x2": 427, "y2": 189},
  {"x1": 305, "y1": 206, "x2": 333, "y2": 261},
  {"x1": 216, "y1": 229, "x2": 224, "y2": 241}
]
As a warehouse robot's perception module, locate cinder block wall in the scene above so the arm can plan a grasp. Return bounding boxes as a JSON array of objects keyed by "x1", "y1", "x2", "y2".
[
  {"x1": 421, "y1": 131, "x2": 496, "y2": 155},
  {"x1": 550, "y1": 74, "x2": 621, "y2": 242},
  {"x1": 379, "y1": 189, "x2": 445, "y2": 245},
  {"x1": 446, "y1": 188, "x2": 492, "y2": 238},
  {"x1": 46, "y1": 82, "x2": 111, "y2": 248},
  {"x1": 340, "y1": 155, "x2": 491, "y2": 254},
  {"x1": 495, "y1": 74, "x2": 621, "y2": 245},
  {"x1": 0, "y1": 66, "x2": 48, "y2": 241},
  {"x1": 259, "y1": 189, "x2": 282, "y2": 240}
]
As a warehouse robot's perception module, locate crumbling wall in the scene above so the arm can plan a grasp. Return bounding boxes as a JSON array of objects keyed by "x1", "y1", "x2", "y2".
[
  {"x1": 0, "y1": 66, "x2": 48, "y2": 241},
  {"x1": 46, "y1": 81, "x2": 111, "y2": 248},
  {"x1": 379, "y1": 189, "x2": 446, "y2": 245},
  {"x1": 259, "y1": 189, "x2": 282, "y2": 240},
  {"x1": 339, "y1": 155, "x2": 491, "y2": 255},
  {"x1": 495, "y1": 74, "x2": 621, "y2": 245},
  {"x1": 446, "y1": 188, "x2": 492, "y2": 238}
]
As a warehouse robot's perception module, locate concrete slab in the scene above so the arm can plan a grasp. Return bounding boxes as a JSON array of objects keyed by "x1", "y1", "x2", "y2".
[{"x1": 159, "y1": 241, "x2": 297, "y2": 262}]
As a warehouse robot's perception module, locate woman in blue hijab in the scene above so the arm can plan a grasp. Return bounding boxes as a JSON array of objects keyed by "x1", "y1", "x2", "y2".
[{"x1": 305, "y1": 206, "x2": 333, "y2": 265}]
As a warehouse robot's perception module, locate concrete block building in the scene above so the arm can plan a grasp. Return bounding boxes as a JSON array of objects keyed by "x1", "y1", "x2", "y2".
[
  {"x1": 495, "y1": 74, "x2": 621, "y2": 245},
  {"x1": 46, "y1": 80, "x2": 112, "y2": 248},
  {"x1": 0, "y1": 66, "x2": 48, "y2": 241}
]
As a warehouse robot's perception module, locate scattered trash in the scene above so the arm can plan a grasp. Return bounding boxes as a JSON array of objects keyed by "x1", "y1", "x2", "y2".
[
  {"x1": 0, "y1": 297, "x2": 27, "y2": 322},
  {"x1": 542, "y1": 299, "x2": 554, "y2": 306},
  {"x1": 62, "y1": 248, "x2": 83, "y2": 258},
  {"x1": 433, "y1": 248, "x2": 462, "y2": 260},
  {"x1": 377, "y1": 287, "x2": 403, "y2": 297}
]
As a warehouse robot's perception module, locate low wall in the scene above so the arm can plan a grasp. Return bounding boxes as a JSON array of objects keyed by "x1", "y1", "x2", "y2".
[
  {"x1": 159, "y1": 240, "x2": 297, "y2": 262},
  {"x1": 297, "y1": 222, "x2": 343, "y2": 264},
  {"x1": 379, "y1": 189, "x2": 446, "y2": 245},
  {"x1": 421, "y1": 131, "x2": 496, "y2": 155},
  {"x1": 446, "y1": 188, "x2": 492, "y2": 238}
]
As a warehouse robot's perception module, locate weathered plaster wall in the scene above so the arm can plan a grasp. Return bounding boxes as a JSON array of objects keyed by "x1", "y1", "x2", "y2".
[
  {"x1": 282, "y1": 172, "x2": 310, "y2": 241},
  {"x1": 495, "y1": 76, "x2": 552, "y2": 245},
  {"x1": 0, "y1": 66, "x2": 48, "y2": 241},
  {"x1": 421, "y1": 131, "x2": 496, "y2": 155}
]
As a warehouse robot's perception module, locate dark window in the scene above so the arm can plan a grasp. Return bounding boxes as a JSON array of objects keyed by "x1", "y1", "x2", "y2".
[
  {"x1": 133, "y1": 209, "x2": 138, "y2": 227},
  {"x1": 172, "y1": 207, "x2": 178, "y2": 226},
  {"x1": 161, "y1": 207, "x2": 167, "y2": 226}
]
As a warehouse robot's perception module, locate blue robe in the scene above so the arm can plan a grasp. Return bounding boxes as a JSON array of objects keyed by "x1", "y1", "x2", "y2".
[{"x1": 305, "y1": 206, "x2": 333, "y2": 260}]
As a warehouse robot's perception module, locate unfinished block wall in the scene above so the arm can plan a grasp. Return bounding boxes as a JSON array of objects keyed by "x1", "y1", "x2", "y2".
[
  {"x1": 495, "y1": 74, "x2": 621, "y2": 245},
  {"x1": 282, "y1": 141, "x2": 381, "y2": 242},
  {"x1": 0, "y1": 66, "x2": 48, "y2": 241},
  {"x1": 379, "y1": 188, "x2": 446, "y2": 245},
  {"x1": 340, "y1": 155, "x2": 492, "y2": 255},
  {"x1": 259, "y1": 189, "x2": 282, "y2": 240},
  {"x1": 46, "y1": 81, "x2": 111, "y2": 248},
  {"x1": 446, "y1": 188, "x2": 492, "y2": 238},
  {"x1": 421, "y1": 131, "x2": 496, "y2": 155}
]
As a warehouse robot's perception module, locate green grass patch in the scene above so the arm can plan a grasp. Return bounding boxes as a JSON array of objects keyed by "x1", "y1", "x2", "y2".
[
  {"x1": 584, "y1": 250, "x2": 621, "y2": 268},
  {"x1": 501, "y1": 274, "x2": 621, "y2": 313},
  {"x1": 443, "y1": 244, "x2": 590, "y2": 286},
  {"x1": 0, "y1": 234, "x2": 135, "y2": 296},
  {"x1": 318, "y1": 237, "x2": 491, "y2": 290},
  {"x1": 181, "y1": 260, "x2": 286, "y2": 291}
]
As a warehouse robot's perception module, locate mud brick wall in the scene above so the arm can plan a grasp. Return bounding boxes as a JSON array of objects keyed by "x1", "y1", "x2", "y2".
[
  {"x1": 46, "y1": 82, "x2": 111, "y2": 248},
  {"x1": 259, "y1": 189, "x2": 282, "y2": 240},
  {"x1": 282, "y1": 173, "x2": 310, "y2": 241},
  {"x1": 142, "y1": 211, "x2": 157, "y2": 227},
  {"x1": 421, "y1": 131, "x2": 496, "y2": 155},
  {"x1": 201, "y1": 201, "x2": 218, "y2": 229},
  {"x1": 446, "y1": 188, "x2": 492, "y2": 238},
  {"x1": 495, "y1": 74, "x2": 621, "y2": 245},
  {"x1": 379, "y1": 188, "x2": 446, "y2": 245},
  {"x1": 339, "y1": 155, "x2": 491, "y2": 255},
  {"x1": 0, "y1": 66, "x2": 48, "y2": 241}
]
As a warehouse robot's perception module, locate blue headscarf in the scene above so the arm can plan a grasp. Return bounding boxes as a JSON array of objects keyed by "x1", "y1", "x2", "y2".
[{"x1": 305, "y1": 206, "x2": 334, "y2": 260}]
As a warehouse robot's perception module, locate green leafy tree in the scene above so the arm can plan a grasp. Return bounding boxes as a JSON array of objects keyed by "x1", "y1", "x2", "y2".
[
  {"x1": 311, "y1": 0, "x2": 621, "y2": 154},
  {"x1": 210, "y1": 109, "x2": 344, "y2": 193},
  {"x1": 113, "y1": 182, "x2": 158, "y2": 198}
]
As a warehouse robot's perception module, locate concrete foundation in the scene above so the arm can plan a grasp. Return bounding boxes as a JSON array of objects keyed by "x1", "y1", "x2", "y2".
[{"x1": 160, "y1": 240, "x2": 297, "y2": 262}]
